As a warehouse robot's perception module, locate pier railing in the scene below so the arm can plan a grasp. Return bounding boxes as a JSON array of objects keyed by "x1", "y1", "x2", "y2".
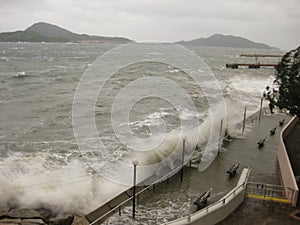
[{"x1": 246, "y1": 182, "x2": 293, "y2": 204}]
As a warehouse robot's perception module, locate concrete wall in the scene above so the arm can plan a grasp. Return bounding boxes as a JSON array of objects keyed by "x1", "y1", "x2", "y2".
[
  {"x1": 165, "y1": 168, "x2": 251, "y2": 225},
  {"x1": 277, "y1": 116, "x2": 299, "y2": 207}
]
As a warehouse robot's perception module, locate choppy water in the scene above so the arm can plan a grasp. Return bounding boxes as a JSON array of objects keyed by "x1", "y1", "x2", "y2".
[{"x1": 0, "y1": 42, "x2": 281, "y2": 223}]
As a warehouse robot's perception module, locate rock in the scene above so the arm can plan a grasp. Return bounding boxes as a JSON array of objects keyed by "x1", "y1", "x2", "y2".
[
  {"x1": 7, "y1": 209, "x2": 42, "y2": 220},
  {"x1": 49, "y1": 215, "x2": 73, "y2": 225},
  {"x1": 21, "y1": 219, "x2": 45, "y2": 225},
  {"x1": 0, "y1": 218, "x2": 22, "y2": 224},
  {"x1": 35, "y1": 209, "x2": 53, "y2": 224},
  {"x1": 0, "y1": 207, "x2": 10, "y2": 219},
  {"x1": 71, "y1": 215, "x2": 89, "y2": 225},
  {"x1": 0, "y1": 223, "x2": 19, "y2": 225}
]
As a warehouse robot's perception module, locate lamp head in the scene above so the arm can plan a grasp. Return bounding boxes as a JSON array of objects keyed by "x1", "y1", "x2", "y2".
[{"x1": 132, "y1": 160, "x2": 139, "y2": 166}]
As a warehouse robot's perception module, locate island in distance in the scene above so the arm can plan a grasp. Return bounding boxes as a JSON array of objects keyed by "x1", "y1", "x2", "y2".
[
  {"x1": 176, "y1": 34, "x2": 277, "y2": 49},
  {"x1": 0, "y1": 22, "x2": 277, "y2": 49},
  {"x1": 0, "y1": 22, "x2": 133, "y2": 43}
]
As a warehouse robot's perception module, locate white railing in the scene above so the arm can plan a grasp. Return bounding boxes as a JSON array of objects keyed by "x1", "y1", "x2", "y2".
[{"x1": 164, "y1": 168, "x2": 251, "y2": 225}]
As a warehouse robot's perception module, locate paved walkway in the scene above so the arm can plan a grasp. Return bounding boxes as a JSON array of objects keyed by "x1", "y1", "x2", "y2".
[
  {"x1": 218, "y1": 113, "x2": 300, "y2": 225},
  {"x1": 189, "y1": 113, "x2": 289, "y2": 201},
  {"x1": 218, "y1": 198, "x2": 300, "y2": 225},
  {"x1": 221, "y1": 113, "x2": 288, "y2": 185},
  {"x1": 101, "y1": 113, "x2": 298, "y2": 224}
]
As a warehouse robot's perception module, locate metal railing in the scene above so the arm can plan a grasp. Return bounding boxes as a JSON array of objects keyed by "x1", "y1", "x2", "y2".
[
  {"x1": 235, "y1": 106, "x2": 269, "y2": 135},
  {"x1": 90, "y1": 159, "x2": 191, "y2": 225},
  {"x1": 246, "y1": 182, "x2": 294, "y2": 204}
]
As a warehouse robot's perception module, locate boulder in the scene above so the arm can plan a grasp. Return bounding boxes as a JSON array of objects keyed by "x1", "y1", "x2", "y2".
[
  {"x1": 71, "y1": 215, "x2": 89, "y2": 225},
  {"x1": 0, "y1": 218, "x2": 22, "y2": 224},
  {"x1": 0, "y1": 206, "x2": 11, "y2": 219},
  {"x1": 21, "y1": 219, "x2": 45, "y2": 225},
  {"x1": 7, "y1": 209, "x2": 42, "y2": 220},
  {"x1": 49, "y1": 215, "x2": 73, "y2": 225},
  {"x1": 35, "y1": 209, "x2": 53, "y2": 224}
]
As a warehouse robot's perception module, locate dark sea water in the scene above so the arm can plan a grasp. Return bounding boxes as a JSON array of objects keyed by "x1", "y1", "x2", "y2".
[{"x1": 0, "y1": 42, "x2": 282, "y2": 223}]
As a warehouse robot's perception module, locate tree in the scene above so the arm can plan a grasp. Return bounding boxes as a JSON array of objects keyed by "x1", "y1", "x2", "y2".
[{"x1": 272, "y1": 46, "x2": 300, "y2": 117}]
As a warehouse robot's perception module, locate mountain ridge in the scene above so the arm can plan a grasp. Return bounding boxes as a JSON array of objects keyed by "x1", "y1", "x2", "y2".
[
  {"x1": 0, "y1": 22, "x2": 276, "y2": 49},
  {"x1": 176, "y1": 34, "x2": 276, "y2": 49},
  {"x1": 0, "y1": 22, "x2": 133, "y2": 43}
]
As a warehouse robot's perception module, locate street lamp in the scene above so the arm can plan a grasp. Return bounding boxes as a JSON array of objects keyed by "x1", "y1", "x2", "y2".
[
  {"x1": 132, "y1": 160, "x2": 138, "y2": 219},
  {"x1": 181, "y1": 139, "x2": 185, "y2": 183}
]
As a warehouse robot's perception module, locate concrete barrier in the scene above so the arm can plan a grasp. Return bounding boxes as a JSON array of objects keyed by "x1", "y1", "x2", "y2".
[
  {"x1": 277, "y1": 116, "x2": 299, "y2": 207},
  {"x1": 164, "y1": 168, "x2": 251, "y2": 225}
]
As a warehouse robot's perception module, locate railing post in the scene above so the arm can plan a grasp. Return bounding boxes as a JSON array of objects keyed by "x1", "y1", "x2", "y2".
[
  {"x1": 187, "y1": 215, "x2": 191, "y2": 223},
  {"x1": 242, "y1": 106, "x2": 247, "y2": 135},
  {"x1": 132, "y1": 160, "x2": 138, "y2": 219},
  {"x1": 218, "y1": 119, "x2": 223, "y2": 154},
  {"x1": 290, "y1": 188, "x2": 294, "y2": 205},
  {"x1": 259, "y1": 98, "x2": 263, "y2": 123}
]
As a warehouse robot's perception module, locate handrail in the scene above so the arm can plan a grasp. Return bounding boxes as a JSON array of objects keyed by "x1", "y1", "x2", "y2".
[
  {"x1": 90, "y1": 159, "x2": 191, "y2": 225},
  {"x1": 164, "y1": 168, "x2": 251, "y2": 224},
  {"x1": 247, "y1": 182, "x2": 289, "y2": 189},
  {"x1": 235, "y1": 107, "x2": 268, "y2": 130}
]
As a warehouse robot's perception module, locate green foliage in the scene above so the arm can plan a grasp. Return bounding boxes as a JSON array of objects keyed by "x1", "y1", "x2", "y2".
[{"x1": 273, "y1": 46, "x2": 300, "y2": 117}]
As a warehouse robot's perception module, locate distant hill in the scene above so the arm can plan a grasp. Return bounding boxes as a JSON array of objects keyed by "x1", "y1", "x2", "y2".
[
  {"x1": 176, "y1": 34, "x2": 275, "y2": 49},
  {"x1": 0, "y1": 22, "x2": 133, "y2": 43}
]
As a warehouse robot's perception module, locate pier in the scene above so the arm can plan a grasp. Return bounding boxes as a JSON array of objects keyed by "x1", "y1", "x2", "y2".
[
  {"x1": 239, "y1": 54, "x2": 283, "y2": 58},
  {"x1": 226, "y1": 63, "x2": 278, "y2": 69},
  {"x1": 226, "y1": 53, "x2": 282, "y2": 69}
]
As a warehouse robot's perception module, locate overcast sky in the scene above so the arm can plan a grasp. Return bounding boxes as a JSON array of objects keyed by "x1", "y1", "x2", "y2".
[{"x1": 0, "y1": 0, "x2": 299, "y2": 50}]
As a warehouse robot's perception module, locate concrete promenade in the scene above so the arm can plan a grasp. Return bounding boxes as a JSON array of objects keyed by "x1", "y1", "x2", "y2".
[
  {"x1": 219, "y1": 113, "x2": 300, "y2": 225},
  {"x1": 221, "y1": 113, "x2": 288, "y2": 185},
  {"x1": 92, "y1": 112, "x2": 300, "y2": 224},
  {"x1": 182, "y1": 113, "x2": 290, "y2": 207}
]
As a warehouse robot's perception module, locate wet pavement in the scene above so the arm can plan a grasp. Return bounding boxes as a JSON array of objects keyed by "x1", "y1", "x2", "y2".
[
  {"x1": 218, "y1": 198, "x2": 300, "y2": 225},
  {"x1": 220, "y1": 113, "x2": 289, "y2": 185},
  {"x1": 218, "y1": 113, "x2": 300, "y2": 225},
  {"x1": 104, "y1": 112, "x2": 298, "y2": 224}
]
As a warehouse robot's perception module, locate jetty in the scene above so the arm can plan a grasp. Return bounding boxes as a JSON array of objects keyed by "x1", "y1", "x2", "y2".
[
  {"x1": 226, "y1": 63, "x2": 278, "y2": 69},
  {"x1": 226, "y1": 53, "x2": 283, "y2": 69},
  {"x1": 239, "y1": 54, "x2": 283, "y2": 58}
]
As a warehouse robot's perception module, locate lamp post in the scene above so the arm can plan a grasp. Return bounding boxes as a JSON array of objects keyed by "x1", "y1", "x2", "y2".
[
  {"x1": 132, "y1": 160, "x2": 138, "y2": 219},
  {"x1": 181, "y1": 139, "x2": 185, "y2": 183}
]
